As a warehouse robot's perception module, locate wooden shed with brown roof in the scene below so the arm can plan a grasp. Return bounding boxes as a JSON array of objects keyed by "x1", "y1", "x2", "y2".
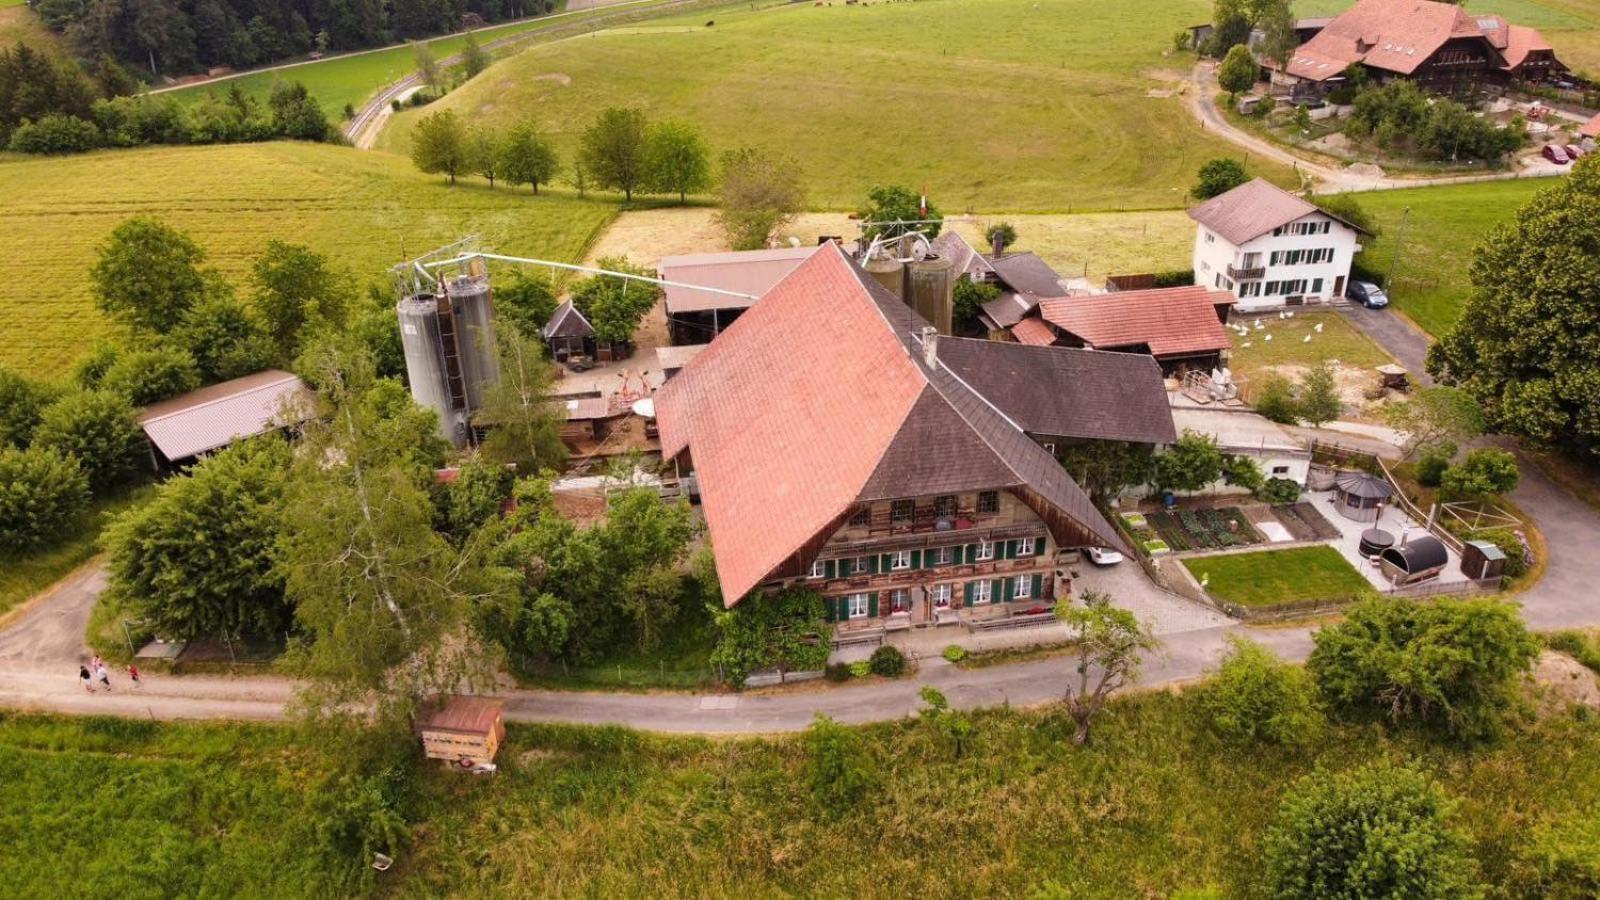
[{"x1": 1023, "y1": 286, "x2": 1236, "y2": 376}]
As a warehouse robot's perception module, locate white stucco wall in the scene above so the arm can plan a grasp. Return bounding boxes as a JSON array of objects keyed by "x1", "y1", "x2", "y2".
[{"x1": 1192, "y1": 212, "x2": 1361, "y2": 313}]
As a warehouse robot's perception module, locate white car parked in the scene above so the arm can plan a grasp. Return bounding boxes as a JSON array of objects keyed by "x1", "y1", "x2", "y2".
[{"x1": 1086, "y1": 546, "x2": 1124, "y2": 566}]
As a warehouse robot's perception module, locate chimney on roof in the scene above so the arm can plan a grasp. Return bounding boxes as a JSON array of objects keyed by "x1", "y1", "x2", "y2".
[{"x1": 920, "y1": 326, "x2": 938, "y2": 369}]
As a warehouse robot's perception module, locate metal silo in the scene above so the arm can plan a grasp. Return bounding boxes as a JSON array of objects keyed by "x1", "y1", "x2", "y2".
[
  {"x1": 863, "y1": 254, "x2": 905, "y2": 302},
  {"x1": 397, "y1": 292, "x2": 468, "y2": 446},
  {"x1": 443, "y1": 274, "x2": 501, "y2": 411},
  {"x1": 907, "y1": 253, "x2": 955, "y2": 335}
]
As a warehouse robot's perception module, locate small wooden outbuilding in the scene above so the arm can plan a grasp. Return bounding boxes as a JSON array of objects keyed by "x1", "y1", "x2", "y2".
[
  {"x1": 1334, "y1": 470, "x2": 1393, "y2": 523},
  {"x1": 1461, "y1": 539, "x2": 1507, "y2": 580},
  {"x1": 416, "y1": 695, "x2": 505, "y2": 769}
]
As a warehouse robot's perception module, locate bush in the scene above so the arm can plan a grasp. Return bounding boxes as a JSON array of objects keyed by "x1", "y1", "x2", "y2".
[
  {"x1": 1308, "y1": 596, "x2": 1539, "y2": 738},
  {"x1": 824, "y1": 662, "x2": 852, "y2": 682},
  {"x1": 1256, "y1": 477, "x2": 1301, "y2": 505},
  {"x1": 941, "y1": 644, "x2": 967, "y2": 663},
  {"x1": 0, "y1": 445, "x2": 91, "y2": 554},
  {"x1": 1264, "y1": 761, "x2": 1480, "y2": 898},
  {"x1": 1416, "y1": 447, "x2": 1453, "y2": 487},
  {"x1": 99, "y1": 347, "x2": 201, "y2": 406},
  {"x1": 869, "y1": 645, "x2": 906, "y2": 677},
  {"x1": 32, "y1": 390, "x2": 146, "y2": 493},
  {"x1": 1192, "y1": 157, "x2": 1248, "y2": 200},
  {"x1": 803, "y1": 714, "x2": 874, "y2": 816},
  {"x1": 1440, "y1": 448, "x2": 1520, "y2": 500},
  {"x1": 1254, "y1": 373, "x2": 1300, "y2": 424},
  {"x1": 848, "y1": 660, "x2": 871, "y2": 678},
  {"x1": 1204, "y1": 637, "x2": 1321, "y2": 744},
  {"x1": 0, "y1": 366, "x2": 56, "y2": 448},
  {"x1": 1511, "y1": 816, "x2": 1600, "y2": 899},
  {"x1": 9, "y1": 114, "x2": 101, "y2": 154}
]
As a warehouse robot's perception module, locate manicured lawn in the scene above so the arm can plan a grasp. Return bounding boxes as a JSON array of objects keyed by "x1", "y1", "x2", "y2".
[
  {"x1": 0, "y1": 483, "x2": 153, "y2": 622},
  {"x1": 380, "y1": 0, "x2": 1299, "y2": 210},
  {"x1": 0, "y1": 141, "x2": 614, "y2": 379},
  {"x1": 1354, "y1": 179, "x2": 1553, "y2": 338},
  {"x1": 1228, "y1": 309, "x2": 1393, "y2": 383},
  {"x1": 1184, "y1": 545, "x2": 1370, "y2": 607}
]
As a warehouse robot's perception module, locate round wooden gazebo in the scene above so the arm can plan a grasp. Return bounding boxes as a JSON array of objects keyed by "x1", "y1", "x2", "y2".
[{"x1": 1334, "y1": 470, "x2": 1393, "y2": 523}]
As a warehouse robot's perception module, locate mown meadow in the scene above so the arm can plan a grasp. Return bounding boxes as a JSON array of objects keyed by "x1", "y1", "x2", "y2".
[
  {"x1": 379, "y1": 0, "x2": 1299, "y2": 210},
  {"x1": 4, "y1": 685, "x2": 1598, "y2": 897},
  {"x1": 0, "y1": 141, "x2": 613, "y2": 379}
]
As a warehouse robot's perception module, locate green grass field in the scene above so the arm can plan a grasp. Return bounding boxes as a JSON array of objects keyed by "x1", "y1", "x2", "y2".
[
  {"x1": 9, "y1": 687, "x2": 1600, "y2": 896},
  {"x1": 1229, "y1": 309, "x2": 1393, "y2": 384},
  {"x1": 157, "y1": 0, "x2": 706, "y2": 117},
  {"x1": 0, "y1": 141, "x2": 614, "y2": 379},
  {"x1": 1185, "y1": 545, "x2": 1371, "y2": 607},
  {"x1": 380, "y1": 0, "x2": 1297, "y2": 210},
  {"x1": 1353, "y1": 178, "x2": 1553, "y2": 338}
]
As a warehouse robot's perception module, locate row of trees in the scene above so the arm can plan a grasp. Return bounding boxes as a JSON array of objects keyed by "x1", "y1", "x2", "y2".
[
  {"x1": 0, "y1": 41, "x2": 137, "y2": 137},
  {"x1": 1344, "y1": 80, "x2": 1526, "y2": 162},
  {"x1": 4, "y1": 72, "x2": 333, "y2": 154},
  {"x1": 35, "y1": 0, "x2": 555, "y2": 77}
]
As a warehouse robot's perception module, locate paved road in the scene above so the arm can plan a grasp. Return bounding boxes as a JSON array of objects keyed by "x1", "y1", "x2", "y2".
[{"x1": 1186, "y1": 62, "x2": 1564, "y2": 193}]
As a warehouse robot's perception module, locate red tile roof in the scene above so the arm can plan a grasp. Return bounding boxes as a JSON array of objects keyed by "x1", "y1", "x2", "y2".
[
  {"x1": 1581, "y1": 112, "x2": 1600, "y2": 139},
  {"x1": 657, "y1": 246, "x2": 816, "y2": 314},
  {"x1": 657, "y1": 244, "x2": 1124, "y2": 605},
  {"x1": 1037, "y1": 286, "x2": 1234, "y2": 358},
  {"x1": 1285, "y1": 0, "x2": 1557, "y2": 81},
  {"x1": 1011, "y1": 316, "x2": 1057, "y2": 346}
]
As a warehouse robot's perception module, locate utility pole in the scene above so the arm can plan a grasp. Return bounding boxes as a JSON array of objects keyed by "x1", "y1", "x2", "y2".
[{"x1": 1385, "y1": 206, "x2": 1411, "y2": 289}]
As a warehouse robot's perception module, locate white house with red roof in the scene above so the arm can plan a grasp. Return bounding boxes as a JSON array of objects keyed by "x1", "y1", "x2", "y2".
[{"x1": 1188, "y1": 179, "x2": 1368, "y2": 312}]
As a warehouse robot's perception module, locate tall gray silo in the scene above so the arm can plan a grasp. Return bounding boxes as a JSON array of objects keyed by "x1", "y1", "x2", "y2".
[
  {"x1": 907, "y1": 253, "x2": 955, "y2": 335},
  {"x1": 397, "y1": 292, "x2": 469, "y2": 447},
  {"x1": 443, "y1": 274, "x2": 501, "y2": 411}
]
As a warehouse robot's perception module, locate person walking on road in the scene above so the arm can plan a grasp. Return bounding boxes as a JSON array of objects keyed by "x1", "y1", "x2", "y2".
[
  {"x1": 79, "y1": 665, "x2": 93, "y2": 693},
  {"x1": 128, "y1": 664, "x2": 141, "y2": 689},
  {"x1": 95, "y1": 663, "x2": 112, "y2": 691}
]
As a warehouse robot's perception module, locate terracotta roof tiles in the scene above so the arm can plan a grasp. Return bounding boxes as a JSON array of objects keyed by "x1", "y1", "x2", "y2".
[{"x1": 1037, "y1": 286, "x2": 1234, "y2": 358}]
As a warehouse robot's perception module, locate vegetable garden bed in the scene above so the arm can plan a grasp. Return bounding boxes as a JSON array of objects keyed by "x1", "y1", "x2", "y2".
[{"x1": 1146, "y1": 507, "x2": 1264, "y2": 552}]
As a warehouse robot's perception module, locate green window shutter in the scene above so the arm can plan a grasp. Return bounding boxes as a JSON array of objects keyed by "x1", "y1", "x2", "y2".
[
  {"x1": 1005, "y1": 540, "x2": 1018, "y2": 560},
  {"x1": 838, "y1": 597, "x2": 851, "y2": 621},
  {"x1": 910, "y1": 549, "x2": 922, "y2": 569},
  {"x1": 825, "y1": 598, "x2": 837, "y2": 622},
  {"x1": 996, "y1": 578, "x2": 1008, "y2": 602},
  {"x1": 824, "y1": 560, "x2": 836, "y2": 580},
  {"x1": 868, "y1": 593, "x2": 879, "y2": 617},
  {"x1": 965, "y1": 544, "x2": 976, "y2": 564},
  {"x1": 963, "y1": 582, "x2": 974, "y2": 605},
  {"x1": 868, "y1": 555, "x2": 880, "y2": 574},
  {"x1": 1031, "y1": 573, "x2": 1043, "y2": 599}
]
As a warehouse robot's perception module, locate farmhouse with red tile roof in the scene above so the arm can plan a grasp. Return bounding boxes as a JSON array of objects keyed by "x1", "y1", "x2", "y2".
[
  {"x1": 1272, "y1": 0, "x2": 1566, "y2": 100},
  {"x1": 655, "y1": 243, "x2": 1172, "y2": 633}
]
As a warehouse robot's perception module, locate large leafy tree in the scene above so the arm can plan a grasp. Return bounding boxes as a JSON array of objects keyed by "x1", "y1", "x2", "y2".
[
  {"x1": 104, "y1": 438, "x2": 291, "y2": 640},
  {"x1": 1383, "y1": 386, "x2": 1483, "y2": 460},
  {"x1": 476, "y1": 326, "x2": 565, "y2": 472},
  {"x1": 570, "y1": 256, "x2": 660, "y2": 345},
  {"x1": 267, "y1": 80, "x2": 330, "y2": 140},
  {"x1": 1055, "y1": 590, "x2": 1159, "y2": 746},
  {"x1": 169, "y1": 292, "x2": 277, "y2": 382},
  {"x1": 279, "y1": 336, "x2": 502, "y2": 713},
  {"x1": 1192, "y1": 157, "x2": 1248, "y2": 200},
  {"x1": 1218, "y1": 44, "x2": 1258, "y2": 96},
  {"x1": 90, "y1": 216, "x2": 211, "y2": 333},
  {"x1": 1265, "y1": 762, "x2": 1480, "y2": 899},
  {"x1": 1308, "y1": 596, "x2": 1537, "y2": 738},
  {"x1": 715, "y1": 146, "x2": 805, "y2": 250},
  {"x1": 410, "y1": 109, "x2": 470, "y2": 184},
  {"x1": 707, "y1": 580, "x2": 832, "y2": 686},
  {"x1": 1429, "y1": 159, "x2": 1600, "y2": 458},
  {"x1": 99, "y1": 346, "x2": 201, "y2": 406},
  {"x1": 578, "y1": 106, "x2": 648, "y2": 202},
  {"x1": 858, "y1": 184, "x2": 941, "y2": 240},
  {"x1": 32, "y1": 389, "x2": 146, "y2": 493},
  {"x1": 497, "y1": 120, "x2": 560, "y2": 194},
  {"x1": 1153, "y1": 430, "x2": 1225, "y2": 493},
  {"x1": 0, "y1": 445, "x2": 89, "y2": 553},
  {"x1": 644, "y1": 120, "x2": 710, "y2": 204},
  {"x1": 251, "y1": 240, "x2": 353, "y2": 361},
  {"x1": 493, "y1": 271, "x2": 560, "y2": 337},
  {"x1": 1056, "y1": 440, "x2": 1156, "y2": 506},
  {"x1": 1297, "y1": 361, "x2": 1342, "y2": 427}
]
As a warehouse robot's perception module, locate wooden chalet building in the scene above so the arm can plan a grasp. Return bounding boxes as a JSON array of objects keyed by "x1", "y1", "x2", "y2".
[
  {"x1": 656, "y1": 243, "x2": 1171, "y2": 636},
  {"x1": 1273, "y1": 0, "x2": 1568, "y2": 101}
]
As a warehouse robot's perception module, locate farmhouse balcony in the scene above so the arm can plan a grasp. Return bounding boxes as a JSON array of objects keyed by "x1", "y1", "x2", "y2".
[{"x1": 1226, "y1": 264, "x2": 1265, "y2": 280}]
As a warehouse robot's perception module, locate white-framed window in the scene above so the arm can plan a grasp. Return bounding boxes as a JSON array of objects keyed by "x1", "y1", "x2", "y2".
[
  {"x1": 931, "y1": 583, "x2": 952, "y2": 608},
  {"x1": 1272, "y1": 465, "x2": 1291, "y2": 475},
  {"x1": 889, "y1": 550, "x2": 912, "y2": 571},
  {"x1": 977, "y1": 491, "x2": 999, "y2": 514},
  {"x1": 1016, "y1": 537, "x2": 1036, "y2": 557},
  {"x1": 971, "y1": 580, "x2": 992, "y2": 604},
  {"x1": 934, "y1": 494, "x2": 957, "y2": 518},
  {"x1": 853, "y1": 556, "x2": 873, "y2": 575},
  {"x1": 975, "y1": 540, "x2": 995, "y2": 562},
  {"x1": 891, "y1": 499, "x2": 915, "y2": 523},
  {"x1": 927, "y1": 546, "x2": 953, "y2": 566},
  {"x1": 1042, "y1": 442, "x2": 1057, "y2": 455},
  {"x1": 808, "y1": 559, "x2": 827, "y2": 579},
  {"x1": 848, "y1": 593, "x2": 870, "y2": 619},
  {"x1": 1239, "y1": 282, "x2": 1262, "y2": 298},
  {"x1": 889, "y1": 588, "x2": 910, "y2": 612},
  {"x1": 1013, "y1": 575, "x2": 1033, "y2": 599}
]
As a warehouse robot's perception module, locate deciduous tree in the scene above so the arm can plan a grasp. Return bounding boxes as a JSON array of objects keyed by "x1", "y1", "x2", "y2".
[
  {"x1": 570, "y1": 256, "x2": 659, "y2": 345},
  {"x1": 644, "y1": 120, "x2": 710, "y2": 204},
  {"x1": 1218, "y1": 44, "x2": 1257, "y2": 96},
  {"x1": 90, "y1": 216, "x2": 211, "y2": 333},
  {"x1": 497, "y1": 120, "x2": 560, "y2": 194},
  {"x1": 1296, "y1": 361, "x2": 1341, "y2": 427},
  {"x1": 0, "y1": 366, "x2": 57, "y2": 448},
  {"x1": 715, "y1": 146, "x2": 804, "y2": 250},
  {"x1": 1056, "y1": 440, "x2": 1156, "y2": 505},
  {"x1": 1153, "y1": 430, "x2": 1225, "y2": 494},
  {"x1": 410, "y1": 108, "x2": 469, "y2": 183},
  {"x1": 858, "y1": 184, "x2": 941, "y2": 240},
  {"x1": 1055, "y1": 590, "x2": 1159, "y2": 745},
  {"x1": 578, "y1": 106, "x2": 648, "y2": 201},
  {"x1": 32, "y1": 389, "x2": 146, "y2": 493},
  {"x1": 1440, "y1": 448, "x2": 1520, "y2": 500},
  {"x1": 0, "y1": 445, "x2": 89, "y2": 553},
  {"x1": 252, "y1": 240, "x2": 354, "y2": 361},
  {"x1": 707, "y1": 579, "x2": 832, "y2": 685},
  {"x1": 1383, "y1": 386, "x2": 1483, "y2": 460},
  {"x1": 1192, "y1": 157, "x2": 1248, "y2": 200},
  {"x1": 459, "y1": 30, "x2": 490, "y2": 79},
  {"x1": 104, "y1": 438, "x2": 290, "y2": 640},
  {"x1": 475, "y1": 326, "x2": 565, "y2": 473},
  {"x1": 1204, "y1": 636, "x2": 1321, "y2": 744},
  {"x1": 100, "y1": 346, "x2": 201, "y2": 406}
]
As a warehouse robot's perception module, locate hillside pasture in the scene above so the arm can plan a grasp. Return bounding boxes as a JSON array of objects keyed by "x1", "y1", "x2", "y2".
[
  {"x1": 0, "y1": 141, "x2": 613, "y2": 379},
  {"x1": 379, "y1": 0, "x2": 1297, "y2": 210}
]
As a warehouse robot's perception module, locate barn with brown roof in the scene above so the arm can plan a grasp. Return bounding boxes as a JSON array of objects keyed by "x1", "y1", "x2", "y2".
[
  {"x1": 656, "y1": 243, "x2": 1152, "y2": 633},
  {"x1": 1020, "y1": 286, "x2": 1236, "y2": 376},
  {"x1": 1275, "y1": 0, "x2": 1567, "y2": 100}
]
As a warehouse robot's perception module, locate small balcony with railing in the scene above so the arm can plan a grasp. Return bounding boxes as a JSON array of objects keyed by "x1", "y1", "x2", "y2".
[{"x1": 1226, "y1": 263, "x2": 1265, "y2": 281}]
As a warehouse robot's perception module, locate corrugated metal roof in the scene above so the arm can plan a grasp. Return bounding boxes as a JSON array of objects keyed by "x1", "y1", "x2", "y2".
[
  {"x1": 658, "y1": 246, "x2": 816, "y2": 314},
  {"x1": 137, "y1": 370, "x2": 313, "y2": 461}
]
